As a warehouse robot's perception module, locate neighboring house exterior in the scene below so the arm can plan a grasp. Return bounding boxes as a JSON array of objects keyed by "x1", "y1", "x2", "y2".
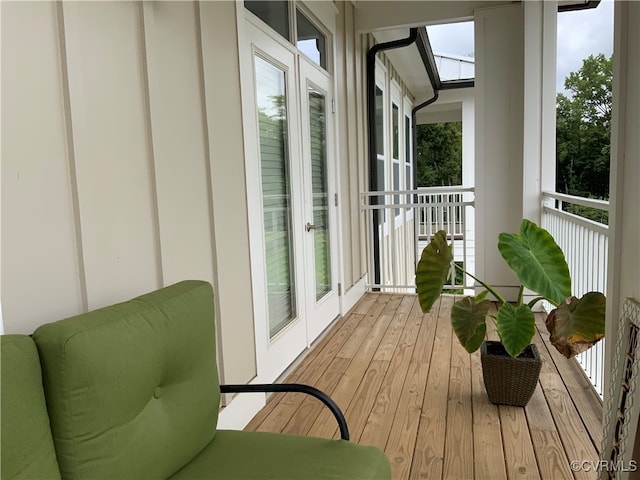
[{"x1": 2, "y1": 0, "x2": 639, "y2": 455}]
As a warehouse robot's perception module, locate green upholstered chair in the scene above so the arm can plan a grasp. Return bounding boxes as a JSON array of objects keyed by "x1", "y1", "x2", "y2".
[
  {"x1": 27, "y1": 280, "x2": 390, "y2": 479},
  {"x1": 1, "y1": 335, "x2": 61, "y2": 480}
]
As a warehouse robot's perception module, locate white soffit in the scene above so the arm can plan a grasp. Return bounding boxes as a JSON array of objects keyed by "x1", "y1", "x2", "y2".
[{"x1": 355, "y1": 1, "x2": 512, "y2": 33}]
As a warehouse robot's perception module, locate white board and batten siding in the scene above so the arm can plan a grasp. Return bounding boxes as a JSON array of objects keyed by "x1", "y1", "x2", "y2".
[{"x1": 2, "y1": 1, "x2": 256, "y2": 386}]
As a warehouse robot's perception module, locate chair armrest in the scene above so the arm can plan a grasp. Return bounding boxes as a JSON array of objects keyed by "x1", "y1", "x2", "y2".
[{"x1": 220, "y1": 383, "x2": 350, "y2": 441}]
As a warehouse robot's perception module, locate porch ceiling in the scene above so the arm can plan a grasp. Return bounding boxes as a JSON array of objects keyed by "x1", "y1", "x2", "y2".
[
  {"x1": 354, "y1": 1, "x2": 513, "y2": 33},
  {"x1": 355, "y1": 0, "x2": 599, "y2": 32}
]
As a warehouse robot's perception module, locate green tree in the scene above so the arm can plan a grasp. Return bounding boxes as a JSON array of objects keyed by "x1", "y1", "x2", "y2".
[
  {"x1": 556, "y1": 54, "x2": 612, "y2": 200},
  {"x1": 416, "y1": 122, "x2": 462, "y2": 186}
]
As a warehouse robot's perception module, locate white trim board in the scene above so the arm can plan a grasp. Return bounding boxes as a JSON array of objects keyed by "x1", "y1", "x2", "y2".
[{"x1": 341, "y1": 274, "x2": 367, "y2": 315}]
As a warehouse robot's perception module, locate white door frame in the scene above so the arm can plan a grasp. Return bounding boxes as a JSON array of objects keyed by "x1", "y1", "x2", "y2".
[
  {"x1": 240, "y1": 22, "x2": 308, "y2": 383},
  {"x1": 239, "y1": 8, "x2": 340, "y2": 383}
]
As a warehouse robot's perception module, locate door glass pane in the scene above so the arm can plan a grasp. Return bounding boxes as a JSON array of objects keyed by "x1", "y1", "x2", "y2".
[
  {"x1": 308, "y1": 87, "x2": 331, "y2": 300},
  {"x1": 255, "y1": 56, "x2": 297, "y2": 337},
  {"x1": 296, "y1": 10, "x2": 327, "y2": 70}
]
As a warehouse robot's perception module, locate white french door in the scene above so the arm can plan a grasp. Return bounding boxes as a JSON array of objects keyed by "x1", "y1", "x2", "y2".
[
  {"x1": 243, "y1": 22, "x2": 339, "y2": 382},
  {"x1": 299, "y1": 59, "x2": 340, "y2": 341}
]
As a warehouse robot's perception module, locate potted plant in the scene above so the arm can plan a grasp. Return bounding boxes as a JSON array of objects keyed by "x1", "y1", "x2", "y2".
[{"x1": 415, "y1": 219, "x2": 606, "y2": 406}]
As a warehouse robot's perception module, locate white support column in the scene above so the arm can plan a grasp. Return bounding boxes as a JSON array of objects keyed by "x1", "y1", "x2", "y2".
[
  {"x1": 605, "y1": 0, "x2": 640, "y2": 444},
  {"x1": 474, "y1": 4, "x2": 525, "y2": 300},
  {"x1": 474, "y1": 2, "x2": 556, "y2": 300},
  {"x1": 522, "y1": 0, "x2": 558, "y2": 223},
  {"x1": 540, "y1": 1, "x2": 558, "y2": 202}
]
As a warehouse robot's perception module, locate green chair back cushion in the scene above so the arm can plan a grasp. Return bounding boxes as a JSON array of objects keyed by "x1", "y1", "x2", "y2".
[
  {"x1": 1, "y1": 335, "x2": 61, "y2": 480},
  {"x1": 32, "y1": 280, "x2": 219, "y2": 480}
]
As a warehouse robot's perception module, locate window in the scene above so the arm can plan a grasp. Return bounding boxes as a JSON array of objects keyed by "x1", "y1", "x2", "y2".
[
  {"x1": 375, "y1": 86, "x2": 384, "y2": 159},
  {"x1": 392, "y1": 102, "x2": 400, "y2": 216},
  {"x1": 245, "y1": 1, "x2": 290, "y2": 41},
  {"x1": 375, "y1": 83, "x2": 386, "y2": 223},
  {"x1": 296, "y1": 10, "x2": 327, "y2": 70},
  {"x1": 405, "y1": 113, "x2": 412, "y2": 204},
  {"x1": 245, "y1": 2, "x2": 329, "y2": 72},
  {"x1": 392, "y1": 103, "x2": 399, "y2": 160}
]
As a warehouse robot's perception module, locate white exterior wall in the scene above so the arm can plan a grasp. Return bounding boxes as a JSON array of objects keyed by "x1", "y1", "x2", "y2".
[
  {"x1": 1, "y1": 1, "x2": 256, "y2": 386},
  {"x1": 1, "y1": 0, "x2": 378, "y2": 429},
  {"x1": 336, "y1": 1, "x2": 369, "y2": 305}
]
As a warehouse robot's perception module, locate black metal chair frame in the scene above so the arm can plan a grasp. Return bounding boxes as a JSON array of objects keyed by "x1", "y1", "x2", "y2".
[{"x1": 220, "y1": 383, "x2": 350, "y2": 441}]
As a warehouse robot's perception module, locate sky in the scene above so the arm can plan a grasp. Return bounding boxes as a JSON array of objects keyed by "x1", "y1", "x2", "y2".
[{"x1": 426, "y1": 0, "x2": 614, "y2": 95}]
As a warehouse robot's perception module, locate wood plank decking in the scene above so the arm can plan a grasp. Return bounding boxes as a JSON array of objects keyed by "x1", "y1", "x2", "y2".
[{"x1": 245, "y1": 293, "x2": 603, "y2": 480}]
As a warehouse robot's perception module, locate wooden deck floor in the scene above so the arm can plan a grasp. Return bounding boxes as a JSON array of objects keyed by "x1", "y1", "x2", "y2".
[{"x1": 245, "y1": 293, "x2": 603, "y2": 480}]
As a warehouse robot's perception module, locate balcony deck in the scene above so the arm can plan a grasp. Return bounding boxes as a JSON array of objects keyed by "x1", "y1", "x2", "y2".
[{"x1": 245, "y1": 293, "x2": 603, "y2": 480}]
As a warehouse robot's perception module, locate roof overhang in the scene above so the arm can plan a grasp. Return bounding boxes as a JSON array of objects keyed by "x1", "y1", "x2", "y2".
[
  {"x1": 558, "y1": 0, "x2": 601, "y2": 12},
  {"x1": 372, "y1": 28, "x2": 436, "y2": 101},
  {"x1": 356, "y1": 0, "x2": 601, "y2": 33},
  {"x1": 355, "y1": 1, "x2": 512, "y2": 33},
  {"x1": 366, "y1": 0, "x2": 600, "y2": 103}
]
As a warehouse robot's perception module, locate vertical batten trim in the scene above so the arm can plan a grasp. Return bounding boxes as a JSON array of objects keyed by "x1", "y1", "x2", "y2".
[
  {"x1": 56, "y1": 2, "x2": 89, "y2": 312},
  {"x1": 193, "y1": 1, "x2": 227, "y2": 381},
  {"x1": 139, "y1": 2, "x2": 165, "y2": 288}
]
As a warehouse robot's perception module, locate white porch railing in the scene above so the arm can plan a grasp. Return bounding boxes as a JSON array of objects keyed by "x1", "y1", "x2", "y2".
[
  {"x1": 361, "y1": 187, "x2": 475, "y2": 292},
  {"x1": 361, "y1": 187, "x2": 606, "y2": 397},
  {"x1": 542, "y1": 191, "x2": 609, "y2": 398}
]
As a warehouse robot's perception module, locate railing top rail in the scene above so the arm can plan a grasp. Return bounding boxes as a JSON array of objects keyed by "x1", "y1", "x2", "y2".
[
  {"x1": 361, "y1": 201, "x2": 474, "y2": 210},
  {"x1": 415, "y1": 186, "x2": 475, "y2": 194},
  {"x1": 543, "y1": 205, "x2": 609, "y2": 235},
  {"x1": 542, "y1": 191, "x2": 609, "y2": 212},
  {"x1": 361, "y1": 186, "x2": 474, "y2": 198}
]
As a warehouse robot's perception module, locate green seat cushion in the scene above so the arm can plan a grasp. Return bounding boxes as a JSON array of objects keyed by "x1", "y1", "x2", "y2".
[
  {"x1": 170, "y1": 430, "x2": 391, "y2": 480},
  {"x1": 1, "y1": 335, "x2": 61, "y2": 480},
  {"x1": 32, "y1": 280, "x2": 219, "y2": 480}
]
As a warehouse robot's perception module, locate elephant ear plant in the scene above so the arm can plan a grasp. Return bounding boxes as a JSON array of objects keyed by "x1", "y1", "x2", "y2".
[{"x1": 415, "y1": 219, "x2": 605, "y2": 359}]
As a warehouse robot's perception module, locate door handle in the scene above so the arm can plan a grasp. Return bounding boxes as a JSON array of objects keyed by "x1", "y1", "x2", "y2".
[{"x1": 306, "y1": 222, "x2": 316, "y2": 232}]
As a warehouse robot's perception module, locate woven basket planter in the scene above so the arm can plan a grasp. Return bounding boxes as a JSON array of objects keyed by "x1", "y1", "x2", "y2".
[{"x1": 480, "y1": 340, "x2": 542, "y2": 407}]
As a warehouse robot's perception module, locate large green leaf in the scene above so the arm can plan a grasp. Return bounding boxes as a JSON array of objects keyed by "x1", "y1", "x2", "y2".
[
  {"x1": 451, "y1": 297, "x2": 491, "y2": 353},
  {"x1": 545, "y1": 292, "x2": 606, "y2": 358},
  {"x1": 415, "y1": 230, "x2": 453, "y2": 313},
  {"x1": 498, "y1": 219, "x2": 571, "y2": 305},
  {"x1": 496, "y1": 303, "x2": 536, "y2": 358}
]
